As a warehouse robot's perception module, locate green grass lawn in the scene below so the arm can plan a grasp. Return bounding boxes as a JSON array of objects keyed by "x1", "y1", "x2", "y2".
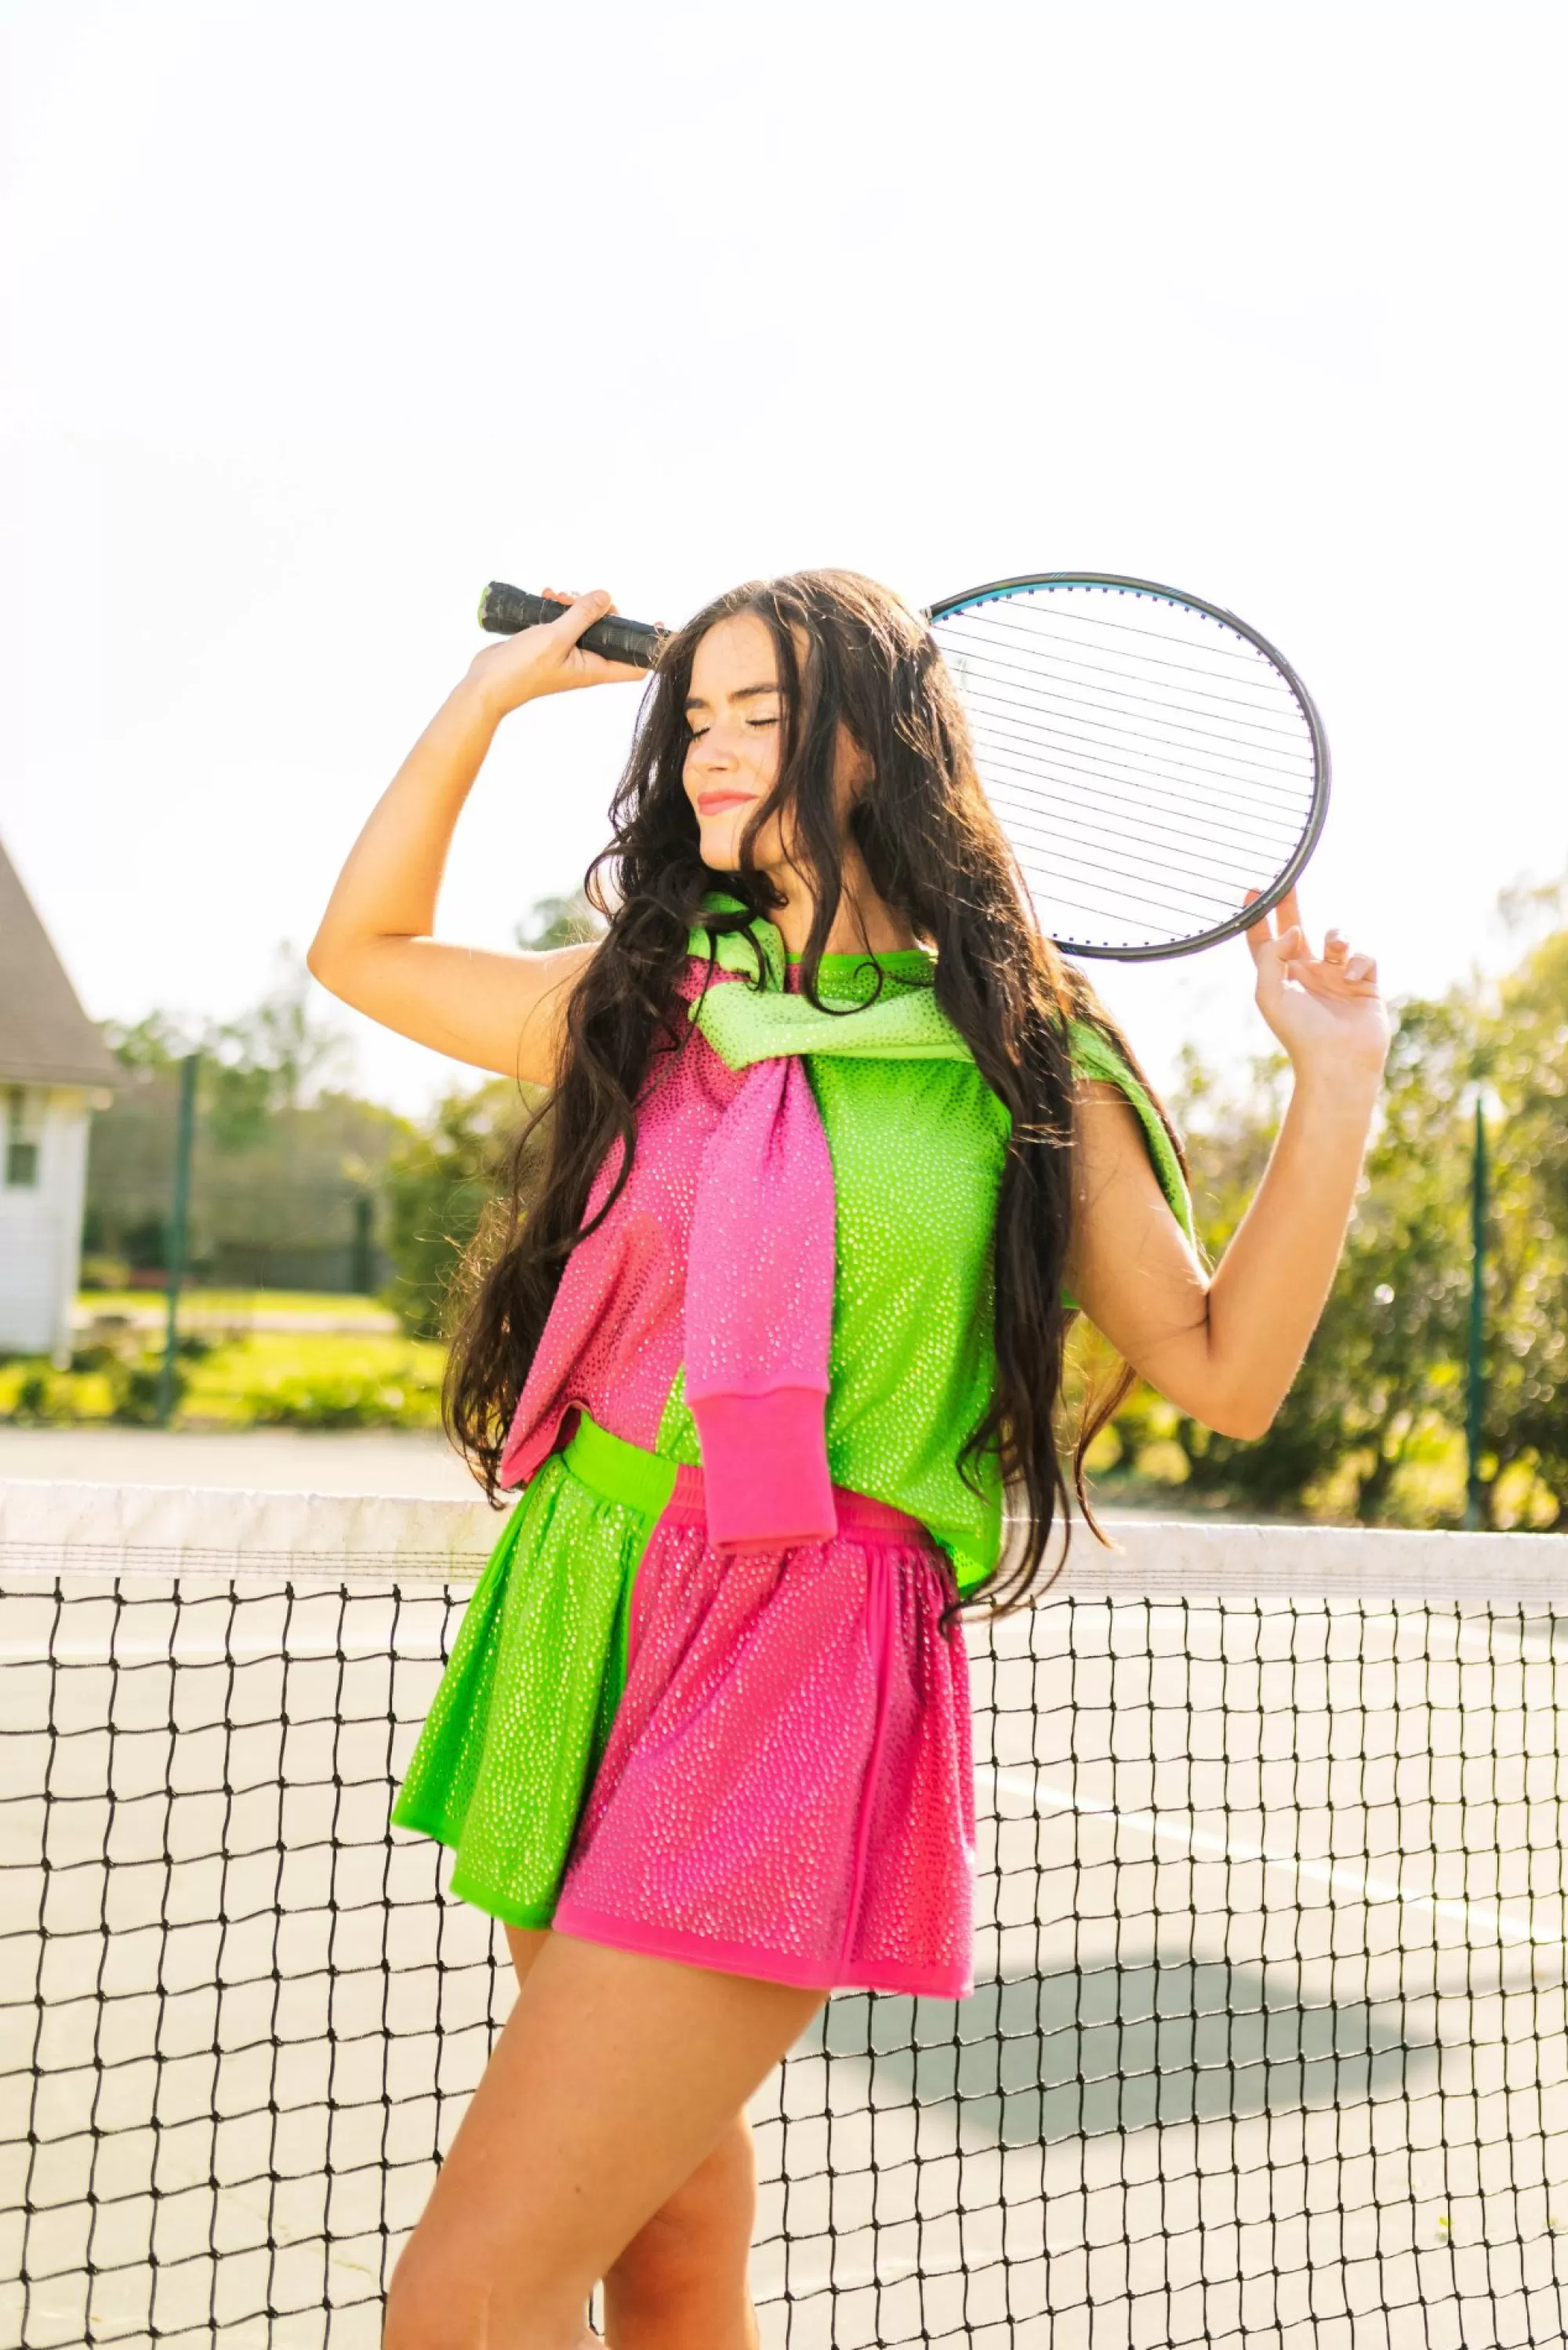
[
  {"x1": 2, "y1": 1327, "x2": 445, "y2": 1430},
  {"x1": 183, "y1": 1330, "x2": 445, "y2": 1426},
  {"x1": 79, "y1": 1288, "x2": 394, "y2": 1321}
]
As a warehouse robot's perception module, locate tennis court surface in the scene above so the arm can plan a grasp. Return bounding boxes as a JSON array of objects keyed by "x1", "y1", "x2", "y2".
[{"x1": 4, "y1": 1482, "x2": 1567, "y2": 2348}]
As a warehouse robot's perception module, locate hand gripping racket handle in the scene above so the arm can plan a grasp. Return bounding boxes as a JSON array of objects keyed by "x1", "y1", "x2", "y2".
[{"x1": 477, "y1": 582, "x2": 664, "y2": 670}]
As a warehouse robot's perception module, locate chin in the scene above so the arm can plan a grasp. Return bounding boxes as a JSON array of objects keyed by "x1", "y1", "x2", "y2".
[{"x1": 699, "y1": 824, "x2": 745, "y2": 867}]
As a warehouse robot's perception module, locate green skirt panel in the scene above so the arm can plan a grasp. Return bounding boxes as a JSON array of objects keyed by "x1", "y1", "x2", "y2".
[{"x1": 390, "y1": 1419, "x2": 676, "y2": 1927}]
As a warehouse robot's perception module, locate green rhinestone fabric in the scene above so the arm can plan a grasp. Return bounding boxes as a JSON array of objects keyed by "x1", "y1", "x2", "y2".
[
  {"x1": 390, "y1": 1424, "x2": 674, "y2": 1927},
  {"x1": 665, "y1": 924, "x2": 1193, "y2": 1596}
]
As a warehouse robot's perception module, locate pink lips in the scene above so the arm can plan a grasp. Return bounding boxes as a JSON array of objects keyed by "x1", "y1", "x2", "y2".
[{"x1": 698, "y1": 793, "x2": 757, "y2": 815}]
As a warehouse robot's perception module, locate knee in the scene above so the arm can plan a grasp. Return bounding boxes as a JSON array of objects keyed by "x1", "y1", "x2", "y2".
[
  {"x1": 608, "y1": 2117, "x2": 758, "y2": 2306},
  {"x1": 383, "y1": 2244, "x2": 580, "y2": 2350},
  {"x1": 383, "y1": 2254, "x2": 458, "y2": 2350}
]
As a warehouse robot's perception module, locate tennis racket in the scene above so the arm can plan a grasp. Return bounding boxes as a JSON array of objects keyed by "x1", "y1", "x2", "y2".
[{"x1": 476, "y1": 575, "x2": 1329, "y2": 963}]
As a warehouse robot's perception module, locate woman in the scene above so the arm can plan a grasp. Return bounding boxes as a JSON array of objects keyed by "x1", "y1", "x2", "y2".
[{"x1": 308, "y1": 569, "x2": 1388, "y2": 2350}]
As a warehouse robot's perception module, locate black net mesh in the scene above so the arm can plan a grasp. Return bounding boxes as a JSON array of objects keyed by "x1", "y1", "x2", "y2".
[{"x1": 4, "y1": 1553, "x2": 1568, "y2": 2348}]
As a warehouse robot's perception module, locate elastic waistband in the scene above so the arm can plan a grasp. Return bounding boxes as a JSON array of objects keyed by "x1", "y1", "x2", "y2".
[
  {"x1": 561, "y1": 1411, "x2": 679, "y2": 1522},
  {"x1": 560, "y1": 1409, "x2": 931, "y2": 1547}
]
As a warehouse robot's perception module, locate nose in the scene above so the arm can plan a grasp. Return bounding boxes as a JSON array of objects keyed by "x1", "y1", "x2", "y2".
[{"x1": 690, "y1": 725, "x2": 740, "y2": 772}]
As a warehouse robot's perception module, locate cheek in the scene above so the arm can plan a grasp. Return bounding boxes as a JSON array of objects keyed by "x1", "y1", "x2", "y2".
[
  {"x1": 748, "y1": 726, "x2": 783, "y2": 789},
  {"x1": 746, "y1": 797, "x2": 794, "y2": 866}
]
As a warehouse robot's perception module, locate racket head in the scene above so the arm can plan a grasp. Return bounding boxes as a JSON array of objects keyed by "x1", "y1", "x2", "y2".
[{"x1": 926, "y1": 572, "x2": 1330, "y2": 961}]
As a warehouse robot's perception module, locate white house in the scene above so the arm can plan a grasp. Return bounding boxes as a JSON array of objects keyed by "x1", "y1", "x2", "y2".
[{"x1": 0, "y1": 840, "x2": 118, "y2": 1364}]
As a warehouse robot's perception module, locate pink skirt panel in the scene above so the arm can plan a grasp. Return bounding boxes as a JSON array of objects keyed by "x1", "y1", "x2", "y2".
[{"x1": 551, "y1": 1482, "x2": 976, "y2": 1999}]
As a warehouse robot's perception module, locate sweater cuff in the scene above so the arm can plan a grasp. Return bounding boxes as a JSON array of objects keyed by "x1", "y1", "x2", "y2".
[{"x1": 687, "y1": 1385, "x2": 838, "y2": 1550}]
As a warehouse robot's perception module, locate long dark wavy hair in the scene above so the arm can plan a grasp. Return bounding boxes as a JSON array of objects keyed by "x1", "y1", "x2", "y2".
[{"x1": 447, "y1": 569, "x2": 1192, "y2": 1615}]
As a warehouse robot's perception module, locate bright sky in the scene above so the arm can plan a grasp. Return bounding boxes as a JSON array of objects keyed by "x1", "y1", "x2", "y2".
[{"x1": 2, "y1": 0, "x2": 1563, "y2": 1114}]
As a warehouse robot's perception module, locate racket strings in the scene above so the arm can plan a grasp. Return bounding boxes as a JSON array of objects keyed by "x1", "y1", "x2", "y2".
[
  {"x1": 998, "y1": 840, "x2": 1233, "y2": 934},
  {"x1": 943, "y1": 632, "x2": 1315, "y2": 768},
  {"x1": 973, "y1": 727, "x2": 1298, "y2": 852},
  {"x1": 987, "y1": 785, "x2": 1276, "y2": 904},
  {"x1": 942, "y1": 617, "x2": 1306, "y2": 739},
  {"x1": 973, "y1": 596, "x2": 1276, "y2": 664},
  {"x1": 990, "y1": 814, "x2": 1245, "y2": 920},
  {"x1": 931, "y1": 587, "x2": 1321, "y2": 954},
  {"x1": 967, "y1": 701, "x2": 1315, "y2": 831},
  {"x1": 959, "y1": 599, "x2": 1304, "y2": 706}
]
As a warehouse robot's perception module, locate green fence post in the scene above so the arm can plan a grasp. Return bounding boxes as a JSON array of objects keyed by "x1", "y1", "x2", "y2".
[
  {"x1": 1464, "y1": 1094, "x2": 1489, "y2": 1531},
  {"x1": 351, "y1": 1190, "x2": 376, "y2": 1295},
  {"x1": 157, "y1": 1053, "x2": 198, "y2": 1429}
]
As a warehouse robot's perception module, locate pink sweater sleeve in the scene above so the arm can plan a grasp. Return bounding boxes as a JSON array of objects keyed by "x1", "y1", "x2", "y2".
[{"x1": 683, "y1": 1053, "x2": 838, "y2": 1549}]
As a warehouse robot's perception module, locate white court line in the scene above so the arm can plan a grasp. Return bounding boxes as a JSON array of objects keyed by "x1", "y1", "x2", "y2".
[{"x1": 988, "y1": 1765, "x2": 1567, "y2": 1953}]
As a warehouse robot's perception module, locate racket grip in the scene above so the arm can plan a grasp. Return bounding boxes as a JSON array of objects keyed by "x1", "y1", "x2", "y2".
[{"x1": 476, "y1": 581, "x2": 663, "y2": 670}]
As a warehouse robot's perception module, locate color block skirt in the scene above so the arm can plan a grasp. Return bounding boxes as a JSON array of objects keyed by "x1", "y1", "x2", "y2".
[{"x1": 392, "y1": 1412, "x2": 976, "y2": 1999}]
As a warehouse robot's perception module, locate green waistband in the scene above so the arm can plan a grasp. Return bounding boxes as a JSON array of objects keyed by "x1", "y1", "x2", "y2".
[{"x1": 562, "y1": 1409, "x2": 680, "y2": 1523}]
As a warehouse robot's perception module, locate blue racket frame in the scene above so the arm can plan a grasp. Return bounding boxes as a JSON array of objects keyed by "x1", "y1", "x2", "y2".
[{"x1": 924, "y1": 572, "x2": 1332, "y2": 962}]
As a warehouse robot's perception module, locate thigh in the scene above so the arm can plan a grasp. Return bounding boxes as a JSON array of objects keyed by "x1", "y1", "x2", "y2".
[
  {"x1": 604, "y1": 2108, "x2": 758, "y2": 2334},
  {"x1": 395, "y1": 1930, "x2": 823, "y2": 2336},
  {"x1": 511, "y1": 1927, "x2": 759, "y2": 2331},
  {"x1": 506, "y1": 1922, "x2": 551, "y2": 1989}
]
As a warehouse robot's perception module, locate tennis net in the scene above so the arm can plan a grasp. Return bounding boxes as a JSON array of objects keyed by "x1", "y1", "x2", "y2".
[{"x1": 4, "y1": 1480, "x2": 1568, "y2": 2349}]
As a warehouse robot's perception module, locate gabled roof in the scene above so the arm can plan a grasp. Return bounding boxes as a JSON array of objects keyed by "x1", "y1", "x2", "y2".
[{"x1": 0, "y1": 837, "x2": 118, "y2": 1088}]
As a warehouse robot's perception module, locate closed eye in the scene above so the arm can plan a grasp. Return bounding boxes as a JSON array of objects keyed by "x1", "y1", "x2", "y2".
[{"x1": 687, "y1": 714, "x2": 779, "y2": 743}]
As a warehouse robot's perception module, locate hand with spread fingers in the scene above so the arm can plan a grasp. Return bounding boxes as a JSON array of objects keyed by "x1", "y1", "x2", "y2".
[{"x1": 1243, "y1": 886, "x2": 1391, "y2": 1085}]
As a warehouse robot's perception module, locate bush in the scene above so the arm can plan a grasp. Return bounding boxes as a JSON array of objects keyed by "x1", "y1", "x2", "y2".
[
  {"x1": 3, "y1": 1328, "x2": 444, "y2": 1432},
  {"x1": 380, "y1": 1080, "x2": 538, "y2": 1340},
  {"x1": 108, "y1": 1355, "x2": 186, "y2": 1426},
  {"x1": 248, "y1": 1370, "x2": 438, "y2": 1429},
  {"x1": 11, "y1": 1371, "x2": 71, "y2": 1426},
  {"x1": 122, "y1": 1215, "x2": 169, "y2": 1272},
  {"x1": 79, "y1": 1255, "x2": 132, "y2": 1292}
]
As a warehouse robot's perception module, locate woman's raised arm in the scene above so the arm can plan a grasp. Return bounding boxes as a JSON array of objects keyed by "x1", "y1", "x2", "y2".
[
  {"x1": 307, "y1": 590, "x2": 644, "y2": 1086},
  {"x1": 1062, "y1": 888, "x2": 1390, "y2": 1441}
]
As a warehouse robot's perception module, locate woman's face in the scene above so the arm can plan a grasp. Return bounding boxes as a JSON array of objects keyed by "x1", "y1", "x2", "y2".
[{"x1": 681, "y1": 612, "x2": 867, "y2": 875}]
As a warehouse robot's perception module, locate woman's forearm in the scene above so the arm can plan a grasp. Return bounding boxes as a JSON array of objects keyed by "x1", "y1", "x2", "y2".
[
  {"x1": 302, "y1": 593, "x2": 641, "y2": 1081},
  {"x1": 303, "y1": 671, "x2": 594, "y2": 1082},
  {"x1": 308, "y1": 679, "x2": 502, "y2": 978},
  {"x1": 1200, "y1": 1066, "x2": 1381, "y2": 1437}
]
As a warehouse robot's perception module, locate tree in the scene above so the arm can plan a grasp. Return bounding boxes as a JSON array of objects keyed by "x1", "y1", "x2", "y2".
[
  {"x1": 1473, "y1": 927, "x2": 1568, "y2": 1515},
  {"x1": 92, "y1": 953, "x2": 405, "y2": 1289},
  {"x1": 379, "y1": 1080, "x2": 539, "y2": 1340},
  {"x1": 378, "y1": 888, "x2": 599, "y2": 1338},
  {"x1": 1097, "y1": 913, "x2": 1568, "y2": 1530},
  {"x1": 514, "y1": 890, "x2": 605, "y2": 951},
  {"x1": 202, "y1": 949, "x2": 350, "y2": 1150},
  {"x1": 1160, "y1": 997, "x2": 1479, "y2": 1522}
]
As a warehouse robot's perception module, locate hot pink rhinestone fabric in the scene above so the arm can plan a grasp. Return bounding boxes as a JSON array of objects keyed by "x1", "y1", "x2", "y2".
[
  {"x1": 497, "y1": 1003, "x2": 746, "y2": 1491},
  {"x1": 552, "y1": 1471, "x2": 976, "y2": 1999}
]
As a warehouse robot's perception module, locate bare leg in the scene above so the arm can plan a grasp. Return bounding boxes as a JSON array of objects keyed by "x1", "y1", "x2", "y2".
[
  {"x1": 506, "y1": 1927, "x2": 764, "y2": 2350},
  {"x1": 505, "y1": 1930, "x2": 601, "y2": 2349},
  {"x1": 601, "y1": 2112, "x2": 762, "y2": 2350},
  {"x1": 383, "y1": 1928, "x2": 823, "y2": 2350}
]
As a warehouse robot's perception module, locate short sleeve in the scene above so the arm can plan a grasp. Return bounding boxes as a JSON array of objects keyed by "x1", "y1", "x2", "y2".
[{"x1": 1065, "y1": 1016, "x2": 1196, "y2": 1248}]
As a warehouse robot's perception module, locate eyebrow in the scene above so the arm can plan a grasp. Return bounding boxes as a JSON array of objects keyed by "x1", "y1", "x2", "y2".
[{"x1": 683, "y1": 682, "x2": 782, "y2": 714}]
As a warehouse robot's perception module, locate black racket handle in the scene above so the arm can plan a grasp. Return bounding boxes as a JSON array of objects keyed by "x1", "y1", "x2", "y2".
[{"x1": 477, "y1": 581, "x2": 663, "y2": 670}]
